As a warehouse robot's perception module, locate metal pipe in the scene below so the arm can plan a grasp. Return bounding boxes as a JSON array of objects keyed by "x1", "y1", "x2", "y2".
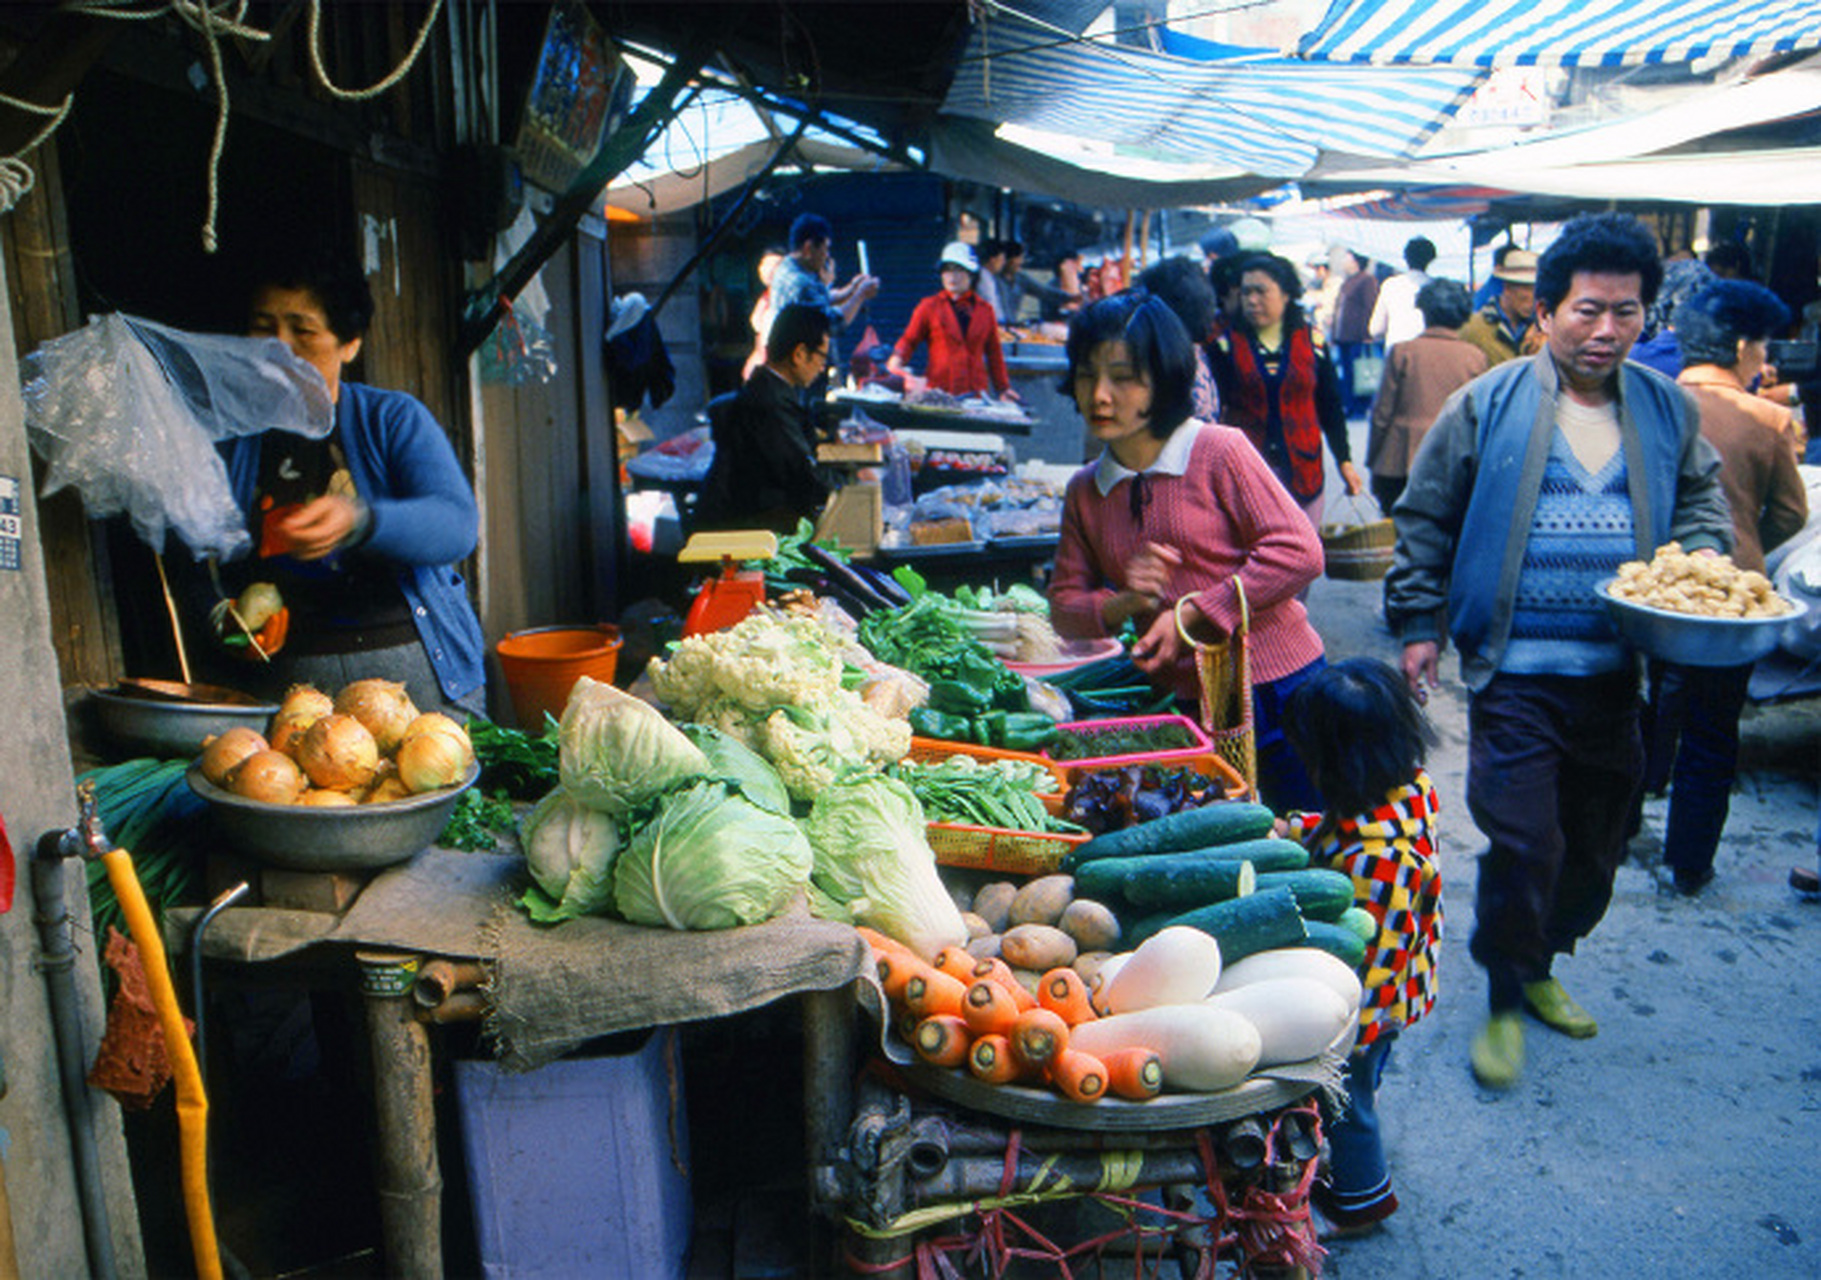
[
  {"x1": 903, "y1": 1116, "x2": 950, "y2": 1181},
  {"x1": 907, "y1": 1148, "x2": 1211, "y2": 1203},
  {"x1": 415, "y1": 991, "x2": 488, "y2": 1024},
  {"x1": 409, "y1": 959, "x2": 486, "y2": 1011},
  {"x1": 188, "y1": 883, "x2": 251, "y2": 1083},
  {"x1": 1220, "y1": 1117, "x2": 1269, "y2": 1172},
  {"x1": 31, "y1": 832, "x2": 119, "y2": 1280}
]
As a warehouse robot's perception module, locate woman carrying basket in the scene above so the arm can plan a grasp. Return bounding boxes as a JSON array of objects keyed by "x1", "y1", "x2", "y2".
[{"x1": 1048, "y1": 290, "x2": 1328, "y2": 811}]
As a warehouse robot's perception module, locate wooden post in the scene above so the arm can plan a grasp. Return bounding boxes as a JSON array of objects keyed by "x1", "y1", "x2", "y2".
[
  {"x1": 1138, "y1": 210, "x2": 1152, "y2": 272},
  {"x1": 357, "y1": 952, "x2": 441, "y2": 1280}
]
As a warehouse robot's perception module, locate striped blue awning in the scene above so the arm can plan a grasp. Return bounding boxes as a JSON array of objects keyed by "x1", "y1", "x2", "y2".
[
  {"x1": 1298, "y1": 0, "x2": 1821, "y2": 67},
  {"x1": 943, "y1": 7, "x2": 1485, "y2": 176}
]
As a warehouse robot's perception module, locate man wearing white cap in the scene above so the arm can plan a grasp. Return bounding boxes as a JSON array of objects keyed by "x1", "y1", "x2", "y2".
[
  {"x1": 1459, "y1": 248, "x2": 1543, "y2": 366},
  {"x1": 887, "y1": 241, "x2": 1016, "y2": 399}
]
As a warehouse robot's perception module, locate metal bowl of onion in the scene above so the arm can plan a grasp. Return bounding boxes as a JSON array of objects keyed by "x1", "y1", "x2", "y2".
[
  {"x1": 90, "y1": 679, "x2": 278, "y2": 759},
  {"x1": 185, "y1": 757, "x2": 480, "y2": 872}
]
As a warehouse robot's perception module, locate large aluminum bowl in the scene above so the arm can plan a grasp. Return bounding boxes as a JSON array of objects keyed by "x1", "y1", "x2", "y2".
[
  {"x1": 91, "y1": 687, "x2": 277, "y2": 759},
  {"x1": 185, "y1": 760, "x2": 480, "y2": 871},
  {"x1": 1597, "y1": 578, "x2": 1808, "y2": 668}
]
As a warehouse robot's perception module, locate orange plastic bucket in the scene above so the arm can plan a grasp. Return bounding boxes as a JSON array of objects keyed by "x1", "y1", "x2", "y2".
[{"x1": 495, "y1": 624, "x2": 622, "y2": 730}]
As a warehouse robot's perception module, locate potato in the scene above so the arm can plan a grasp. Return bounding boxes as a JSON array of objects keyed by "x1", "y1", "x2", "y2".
[
  {"x1": 1008, "y1": 874, "x2": 1075, "y2": 928},
  {"x1": 1072, "y1": 950, "x2": 1115, "y2": 987},
  {"x1": 961, "y1": 911, "x2": 992, "y2": 941},
  {"x1": 1059, "y1": 898, "x2": 1121, "y2": 953},
  {"x1": 971, "y1": 881, "x2": 1018, "y2": 933},
  {"x1": 1009, "y1": 967, "x2": 1043, "y2": 997},
  {"x1": 965, "y1": 933, "x2": 1003, "y2": 961},
  {"x1": 1001, "y1": 923, "x2": 1077, "y2": 972}
]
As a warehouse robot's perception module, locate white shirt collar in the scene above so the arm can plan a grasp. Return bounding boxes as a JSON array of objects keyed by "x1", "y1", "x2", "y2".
[{"x1": 1093, "y1": 419, "x2": 1201, "y2": 496}]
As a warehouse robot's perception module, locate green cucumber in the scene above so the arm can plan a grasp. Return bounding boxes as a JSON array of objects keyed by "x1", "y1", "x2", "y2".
[
  {"x1": 1152, "y1": 886, "x2": 1308, "y2": 965},
  {"x1": 1121, "y1": 855, "x2": 1255, "y2": 910},
  {"x1": 1062, "y1": 801, "x2": 1276, "y2": 869},
  {"x1": 1299, "y1": 919, "x2": 1368, "y2": 969},
  {"x1": 1073, "y1": 855, "x2": 1152, "y2": 903},
  {"x1": 1253, "y1": 869, "x2": 1356, "y2": 923},
  {"x1": 1338, "y1": 906, "x2": 1377, "y2": 942},
  {"x1": 1118, "y1": 908, "x2": 1179, "y2": 950}
]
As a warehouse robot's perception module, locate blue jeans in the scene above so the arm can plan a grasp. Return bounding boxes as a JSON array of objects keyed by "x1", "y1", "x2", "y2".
[
  {"x1": 1327, "y1": 1033, "x2": 1397, "y2": 1212},
  {"x1": 1254, "y1": 656, "x2": 1326, "y2": 814},
  {"x1": 1640, "y1": 660, "x2": 1753, "y2": 880}
]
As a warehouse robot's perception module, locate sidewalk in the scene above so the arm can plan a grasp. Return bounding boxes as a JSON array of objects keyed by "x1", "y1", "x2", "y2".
[{"x1": 1297, "y1": 501, "x2": 1821, "y2": 1276}]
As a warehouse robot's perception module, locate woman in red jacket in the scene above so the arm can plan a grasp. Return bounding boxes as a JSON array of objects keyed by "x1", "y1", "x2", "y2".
[{"x1": 887, "y1": 242, "x2": 1017, "y2": 399}]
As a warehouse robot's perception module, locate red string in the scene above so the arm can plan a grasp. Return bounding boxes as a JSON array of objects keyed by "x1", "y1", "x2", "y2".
[{"x1": 852, "y1": 1103, "x2": 1324, "y2": 1279}]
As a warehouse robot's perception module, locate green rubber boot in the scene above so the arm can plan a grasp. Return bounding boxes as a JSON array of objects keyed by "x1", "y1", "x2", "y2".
[
  {"x1": 1522, "y1": 977, "x2": 1599, "y2": 1038},
  {"x1": 1471, "y1": 1013, "x2": 1524, "y2": 1089}
]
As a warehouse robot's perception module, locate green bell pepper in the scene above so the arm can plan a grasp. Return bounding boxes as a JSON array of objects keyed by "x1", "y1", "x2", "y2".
[{"x1": 909, "y1": 707, "x2": 973, "y2": 742}]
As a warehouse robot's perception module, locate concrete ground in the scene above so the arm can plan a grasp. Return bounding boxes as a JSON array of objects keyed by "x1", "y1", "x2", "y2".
[{"x1": 1298, "y1": 540, "x2": 1821, "y2": 1279}]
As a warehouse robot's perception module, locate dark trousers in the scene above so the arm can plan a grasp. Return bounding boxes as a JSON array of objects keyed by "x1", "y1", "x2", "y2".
[
  {"x1": 1640, "y1": 659, "x2": 1753, "y2": 880},
  {"x1": 1327, "y1": 1033, "x2": 1397, "y2": 1211},
  {"x1": 1466, "y1": 672, "x2": 1642, "y2": 1011},
  {"x1": 1369, "y1": 474, "x2": 1405, "y2": 514}
]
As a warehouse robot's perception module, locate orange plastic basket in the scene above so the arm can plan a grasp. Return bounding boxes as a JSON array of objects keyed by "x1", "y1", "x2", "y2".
[
  {"x1": 926, "y1": 822, "x2": 1089, "y2": 876},
  {"x1": 906, "y1": 737, "x2": 1074, "y2": 792},
  {"x1": 1057, "y1": 751, "x2": 1251, "y2": 804}
]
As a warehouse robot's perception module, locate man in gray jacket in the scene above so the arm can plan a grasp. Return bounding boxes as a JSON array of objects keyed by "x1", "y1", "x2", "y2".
[{"x1": 1386, "y1": 213, "x2": 1732, "y2": 1089}]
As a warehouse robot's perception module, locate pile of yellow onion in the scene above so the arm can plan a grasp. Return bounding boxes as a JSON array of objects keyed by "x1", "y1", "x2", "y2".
[{"x1": 197, "y1": 678, "x2": 475, "y2": 807}]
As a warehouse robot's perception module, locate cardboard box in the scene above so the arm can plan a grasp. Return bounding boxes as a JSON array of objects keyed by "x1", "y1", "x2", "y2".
[{"x1": 816, "y1": 481, "x2": 883, "y2": 554}]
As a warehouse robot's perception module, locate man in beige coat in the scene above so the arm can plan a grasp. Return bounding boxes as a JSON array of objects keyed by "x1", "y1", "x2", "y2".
[
  {"x1": 1366, "y1": 279, "x2": 1489, "y2": 511},
  {"x1": 1458, "y1": 249, "x2": 1543, "y2": 366}
]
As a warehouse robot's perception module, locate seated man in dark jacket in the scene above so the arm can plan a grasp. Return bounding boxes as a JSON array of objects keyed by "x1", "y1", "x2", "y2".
[{"x1": 695, "y1": 303, "x2": 835, "y2": 534}]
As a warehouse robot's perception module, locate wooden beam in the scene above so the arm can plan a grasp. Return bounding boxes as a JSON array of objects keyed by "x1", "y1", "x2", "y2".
[{"x1": 458, "y1": 35, "x2": 714, "y2": 357}]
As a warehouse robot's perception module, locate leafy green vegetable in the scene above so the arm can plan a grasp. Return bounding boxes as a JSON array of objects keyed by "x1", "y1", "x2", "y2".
[
  {"x1": 613, "y1": 781, "x2": 813, "y2": 930},
  {"x1": 558, "y1": 677, "x2": 710, "y2": 817},
  {"x1": 518, "y1": 788, "x2": 623, "y2": 922},
  {"x1": 439, "y1": 788, "x2": 517, "y2": 851},
  {"x1": 890, "y1": 756, "x2": 1083, "y2": 834},
  {"x1": 466, "y1": 716, "x2": 561, "y2": 800},
  {"x1": 803, "y1": 775, "x2": 968, "y2": 959},
  {"x1": 679, "y1": 723, "x2": 792, "y2": 817}
]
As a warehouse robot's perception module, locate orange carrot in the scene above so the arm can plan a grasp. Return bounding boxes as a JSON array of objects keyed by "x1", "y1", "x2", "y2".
[
  {"x1": 904, "y1": 968, "x2": 968, "y2": 1020},
  {"x1": 972, "y1": 957, "x2": 1037, "y2": 1010},
  {"x1": 1009, "y1": 1006, "x2": 1071, "y2": 1073},
  {"x1": 855, "y1": 925, "x2": 920, "y2": 963},
  {"x1": 1049, "y1": 1048, "x2": 1109, "y2": 1104},
  {"x1": 1036, "y1": 967, "x2": 1097, "y2": 1025},
  {"x1": 877, "y1": 951, "x2": 937, "y2": 1005},
  {"x1": 960, "y1": 978, "x2": 1022, "y2": 1038},
  {"x1": 932, "y1": 946, "x2": 979, "y2": 984},
  {"x1": 967, "y1": 1033, "x2": 1023, "y2": 1084},
  {"x1": 1101, "y1": 1046, "x2": 1165, "y2": 1101},
  {"x1": 913, "y1": 1014, "x2": 973, "y2": 1068}
]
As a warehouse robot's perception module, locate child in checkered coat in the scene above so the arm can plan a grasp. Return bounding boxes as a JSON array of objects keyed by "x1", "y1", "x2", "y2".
[{"x1": 1282, "y1": 657, "x2": 1443, "y2": 1236}]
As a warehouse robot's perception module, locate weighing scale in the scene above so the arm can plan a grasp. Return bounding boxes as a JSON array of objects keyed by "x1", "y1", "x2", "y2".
[{"x1": 677, "y1": 530, "x2": 777, "y2": 637}]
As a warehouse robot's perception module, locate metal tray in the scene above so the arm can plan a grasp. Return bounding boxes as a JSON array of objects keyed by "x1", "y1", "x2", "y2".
[
  {"x1": 877, "y1": 541, "x2": 986, "y2": 560},
  {"x1": 91, "y1": 687, "x2": 277, "y2": 759},
  {"x1": 898, "y1": 1060, "x2": 1320, "y2": 1132},
  {"x1": 186, "y1": 760, "x2": 479, "y2": 872}
]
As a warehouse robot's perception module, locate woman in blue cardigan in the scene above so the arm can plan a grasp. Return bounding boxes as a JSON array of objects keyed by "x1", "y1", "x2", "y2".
[{"x1": 216, "y1": 248, "x2": 486, "y2": 715}]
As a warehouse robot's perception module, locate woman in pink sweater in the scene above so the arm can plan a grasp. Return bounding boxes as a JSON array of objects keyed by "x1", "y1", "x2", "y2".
[{"x1": 1049, "y1": 291, "x2": 1328, "y2": 811}]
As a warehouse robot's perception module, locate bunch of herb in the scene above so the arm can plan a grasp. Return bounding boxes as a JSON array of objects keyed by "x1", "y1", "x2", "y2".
[
  {"x1": 465, "y1": 716, "x2": 560, "y2": 800},
  {"x1": 439, "y1": 788, "x2": 518, "y2": 852}
]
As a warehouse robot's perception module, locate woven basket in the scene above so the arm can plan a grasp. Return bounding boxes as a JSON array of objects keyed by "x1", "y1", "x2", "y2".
[
  {"x1": 1319, "y1": 496, "x2": 1395, "y2": 581},
  {"x1": 1179, "y1": 583, "x2": 1257, "y2": 800}
]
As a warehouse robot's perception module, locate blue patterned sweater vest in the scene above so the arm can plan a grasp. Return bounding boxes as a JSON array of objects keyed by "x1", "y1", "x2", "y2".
[{"x1": 1500, "y1": 434, "x2": 1634, "y2": 677}]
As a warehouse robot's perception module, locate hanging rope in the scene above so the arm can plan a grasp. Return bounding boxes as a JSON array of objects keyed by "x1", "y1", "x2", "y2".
[
  {"x1": 306, "y1": 0, "x2": 444, "y2": 101},
  {"x1": 0, "y1": 88, "x2": 74, "y2": 216},
  {"x1": 63, "y1": 1, "x2": 443, "y2": 252}
]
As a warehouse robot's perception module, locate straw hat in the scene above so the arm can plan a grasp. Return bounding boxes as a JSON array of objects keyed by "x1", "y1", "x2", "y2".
[{"x1": 1493, "y1": 249, "x2": 1538, "y2": 284}]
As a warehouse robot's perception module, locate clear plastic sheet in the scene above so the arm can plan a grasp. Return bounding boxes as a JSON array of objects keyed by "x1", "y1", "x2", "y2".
[{"x1": 22, "y1": 313, "x2": 334, "y2": 560}]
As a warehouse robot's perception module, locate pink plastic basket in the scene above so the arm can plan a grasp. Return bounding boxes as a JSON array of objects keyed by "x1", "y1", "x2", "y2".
[{"x1": 1041, "y1": 714, "x2": 1213, "y2": 772}]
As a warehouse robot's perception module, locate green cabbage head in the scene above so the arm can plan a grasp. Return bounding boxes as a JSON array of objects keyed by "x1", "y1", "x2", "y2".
[
  {"x1": 803, "y1": 775, "x2": 967, "y2": 960},
  {"x1": 613, "y1": 781, "x2": 813, "y2": 930},
  {"x1": 519, "y1": 787, "x2": 622, "y2": 922},
  {"x1": 559, "y1": 677, "x2": 708, "y2": 817}
]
